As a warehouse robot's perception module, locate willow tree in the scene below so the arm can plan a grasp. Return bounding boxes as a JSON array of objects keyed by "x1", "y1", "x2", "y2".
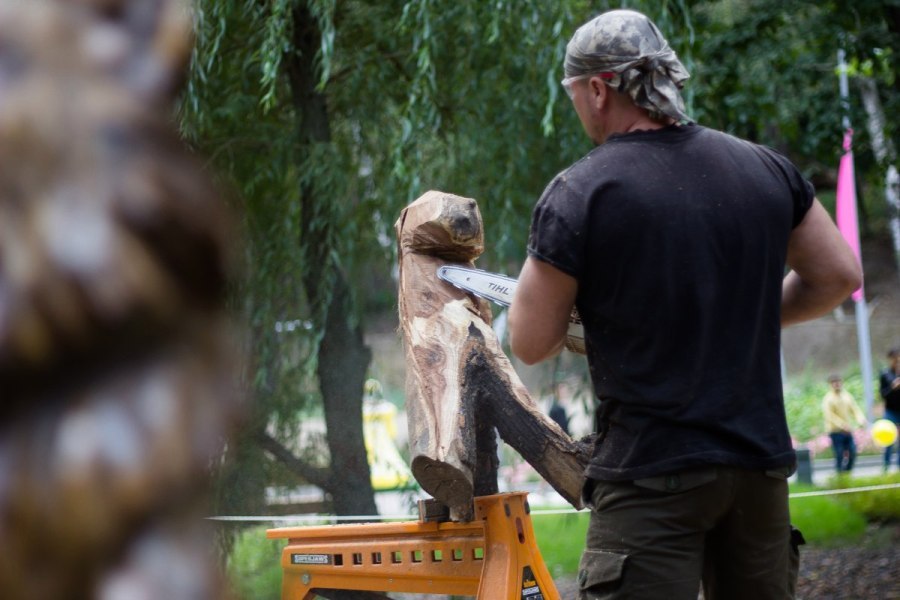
[{"x1": 180, "y1": 0, "x2": 695, "y2": 524}]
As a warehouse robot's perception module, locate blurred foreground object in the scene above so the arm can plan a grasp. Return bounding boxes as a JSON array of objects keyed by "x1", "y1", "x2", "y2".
[{"x1": 0, "y1": 0, "x2": 241, "y2": 598}]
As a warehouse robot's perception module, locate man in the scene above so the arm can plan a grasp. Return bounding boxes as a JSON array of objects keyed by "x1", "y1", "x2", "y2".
[
  {"x1": 508, "y1": 9, "x2": 861, "y2": 600},
  {"x1": 880, "y1": 347, "x2": 900, "y2": 471},
  {"x1": 821, "y1": 375, "x2": 866, "y2": 473},
  {"x1": 547, "y1": 372, "x2": 575, "y2": 435}
]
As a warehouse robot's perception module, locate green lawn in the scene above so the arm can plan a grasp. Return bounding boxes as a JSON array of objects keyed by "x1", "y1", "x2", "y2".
[
  {"x1": 788, "y1": 486, "x2": 868, "y2": 546},
  {"x1": 228, "y1": 527, "x2": 283, "y2": 600},
  {"x1": 531, "y1": 509, "x2": 591, "y2": 578}
]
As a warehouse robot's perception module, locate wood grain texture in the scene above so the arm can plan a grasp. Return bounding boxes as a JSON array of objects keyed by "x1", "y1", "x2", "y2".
[
  {"x1": 396, "y1": 191, "x2": 590, "y2": 519},
  {"x1": 396, "y1": 191, "x2": 491, "y2": 519}
]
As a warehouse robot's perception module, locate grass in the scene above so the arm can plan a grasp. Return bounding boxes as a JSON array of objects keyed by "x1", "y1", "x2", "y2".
[
  {"x1": 788, "y1": 484, "x2": 868, "y2": 547},
  {"x1": 826, "y1": 472, "x2": 900, "y2": 521},
  {"x1": 531, "y1": 509, "x2": 591, "y2": 578},
  {"x1": 227, "y1": 527, "x2": 284, "y2": 600}
]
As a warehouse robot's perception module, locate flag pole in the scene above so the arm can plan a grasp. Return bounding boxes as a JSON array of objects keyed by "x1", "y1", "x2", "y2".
[{"x1": 837, "y1": 49, "x2": 875, "y2": 420}]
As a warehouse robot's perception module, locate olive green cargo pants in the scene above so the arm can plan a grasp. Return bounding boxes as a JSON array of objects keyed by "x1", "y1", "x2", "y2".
[{"x1": 578, "y1": 466, "x2": 803, "y2": 599}]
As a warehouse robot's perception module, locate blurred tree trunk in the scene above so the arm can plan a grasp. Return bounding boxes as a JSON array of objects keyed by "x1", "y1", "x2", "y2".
[
  {"x1": 858, "y1": 76, "x2": 900, "y2": 278},
  {"x1": 879, "y1": 5, "x2": 900, "y2": 278}
]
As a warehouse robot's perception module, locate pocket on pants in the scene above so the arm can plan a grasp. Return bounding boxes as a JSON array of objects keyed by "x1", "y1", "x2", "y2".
[
  {"x1": 632, "y1": 467, "x2": 717, "y2": 493},
  {"x1": 578, "y1": 549, "x2": 628, "y2": 591}
]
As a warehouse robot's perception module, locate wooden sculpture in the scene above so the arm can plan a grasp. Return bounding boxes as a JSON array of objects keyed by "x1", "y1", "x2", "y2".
[{"x1": 395, "y1": 191, "x2": 592, "y2": 520}]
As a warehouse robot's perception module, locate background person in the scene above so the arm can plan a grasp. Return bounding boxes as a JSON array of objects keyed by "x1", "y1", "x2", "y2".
[
  {"x1": 821, "y1": 374, "x2": 867, "y2": 473},
  {"x1": 547, "y1": 373, "x2": 574, "y2": 435},
  {"x1": 880, "y1": 346, "x2": 900, "y2": 472},
  {"x1": 508, "y1": 9, "x2": 861, "y2": 600}
]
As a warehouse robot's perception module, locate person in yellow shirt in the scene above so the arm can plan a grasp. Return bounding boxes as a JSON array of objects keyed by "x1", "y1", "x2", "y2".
[{"x1": 822, "y1": 375, "x2": 867, "y2": 473}]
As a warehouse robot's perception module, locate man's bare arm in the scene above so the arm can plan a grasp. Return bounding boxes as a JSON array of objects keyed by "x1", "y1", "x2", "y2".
[
  {"x1": 782, "y1": 199, "x2": 862, "y2": 327},
  {"x1": 509, "y1": 257, "x2": 578, "y2": 365}
]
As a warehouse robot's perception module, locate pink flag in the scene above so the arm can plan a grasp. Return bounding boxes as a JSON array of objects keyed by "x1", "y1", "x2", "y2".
[{"x1": 835, "y1": 129, "x2": 864, "y2": 301}]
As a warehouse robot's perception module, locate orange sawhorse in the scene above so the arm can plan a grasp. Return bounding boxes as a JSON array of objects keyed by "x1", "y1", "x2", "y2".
[{"x1": 266, "y1": 491, "x2": 561, "y2": 599}]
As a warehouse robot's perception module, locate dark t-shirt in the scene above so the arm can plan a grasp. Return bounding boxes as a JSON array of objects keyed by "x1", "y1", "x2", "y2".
[
  {"x1": 881, "y1": 368, "x2": 900, "y2": 413},
  {"x1": 527, "y1": 124, "x2": 814, "y2": 481}
]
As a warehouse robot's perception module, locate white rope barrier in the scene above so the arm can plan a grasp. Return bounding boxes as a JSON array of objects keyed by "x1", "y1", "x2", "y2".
[
  {"x1": 208, "y1": 513, "x2": 418, "y2": 524},
  {"x1": 787, "y1": 482, "x2": 900, "y2": 498},
  {"x1": 208, "y1": 481, "x2": 900, "y2": 524}
]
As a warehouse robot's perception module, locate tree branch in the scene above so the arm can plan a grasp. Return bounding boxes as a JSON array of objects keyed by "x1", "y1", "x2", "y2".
[{"x1": 256, "y1": 431, "x2": 333, "y2": 492}]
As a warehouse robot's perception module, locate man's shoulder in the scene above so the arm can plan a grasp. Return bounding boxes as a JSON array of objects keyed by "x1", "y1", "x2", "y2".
[
  {"x1": 685, "y1": 125, "x2": 788, "y2": 158},
  {"x1": 603, "y1": 123, "x2": 765, "y2": 158},
  {"x1": 697, "y1": 126, "x2": 781, "y2": 157},
  {"x1": 561, "y1": 124, "x2": 700, "y2": 174},
  {"x1": 552, "y1": 145, "x2": 618, "y2": 190}
]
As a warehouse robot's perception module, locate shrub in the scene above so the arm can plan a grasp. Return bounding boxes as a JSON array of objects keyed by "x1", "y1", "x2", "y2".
[
  {"x1": 228, "y1": 526, "x2": 283, "y2": 600},
  {"x1": 784, "y1": 368, "x2": 832, "y2": 445},
  {"x1": 827, "y1": 472, "x2": 900, "y2": 521},
  {"x1": 788, "y1": 484, "x2": 868, "y2": 547}
]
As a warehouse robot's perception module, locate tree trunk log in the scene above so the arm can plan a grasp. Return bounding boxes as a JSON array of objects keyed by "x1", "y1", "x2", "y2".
[
  {"x1": 319, "y1": 273, "x2": 378, "y2": 517},
  {"x1": 464, "y1": 324, "x2": 592, "y2": 509},
  {"x1": 395, "y1": 191, "x2": 591, "y2": 519}
]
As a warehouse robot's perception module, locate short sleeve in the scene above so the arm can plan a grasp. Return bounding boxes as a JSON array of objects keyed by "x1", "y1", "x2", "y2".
[
  {"x1": 757, "y1": 145, "x2": 815, "y2": 228},
  {"x1": 789, "y1": 173, "x2": 815, "y2": 229},
  {"x1": 526, "y1": 174, "x2": 587, "y2": 279}
]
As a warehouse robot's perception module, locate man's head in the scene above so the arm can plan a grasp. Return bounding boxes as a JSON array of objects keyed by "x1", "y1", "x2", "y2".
[
  {"x1": 889, "y1": 347, "x2": 900, "y2": 368},
  {"x1": 563, "y1": 9, "x2": 690, "y2": 128},
  {"x1": 828, "y1": 374, "x2": 843, "y2": 391}
]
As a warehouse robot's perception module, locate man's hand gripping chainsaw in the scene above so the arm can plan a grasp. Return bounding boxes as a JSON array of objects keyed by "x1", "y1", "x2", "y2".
[{"x1": 436, "y1": 265, "x2": 586, "y2": 354}]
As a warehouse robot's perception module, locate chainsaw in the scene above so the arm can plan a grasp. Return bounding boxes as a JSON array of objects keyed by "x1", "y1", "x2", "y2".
[{"x1": 436, "y1": 265, "x2": 586, "y2": 354}]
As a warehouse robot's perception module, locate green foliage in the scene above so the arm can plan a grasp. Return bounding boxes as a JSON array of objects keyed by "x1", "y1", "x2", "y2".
[
  {"x1": 830, "y1": 472, "x2": 900, "y2": 521},
  {"x1": 788, "y1": 485, "x2": 869, "y2": 547},
  {"x1": 226, "y1": 526, "x2": 284, "y2": 600},
  {"x1": 688, "y1": 0, "x2": 900, "y2": 239},
  {"x1": 531, "y1": 510, "x2": 590, "y2": 577},
  {"x1": 690, "y1": 1, "x2": 842, "y2": 171},
  {"x1": 784, "y1": 369, "x2": 832, "y2": 443},
  {"x1": 183, "y1": 0, "x2": 317, "y2": 425}
]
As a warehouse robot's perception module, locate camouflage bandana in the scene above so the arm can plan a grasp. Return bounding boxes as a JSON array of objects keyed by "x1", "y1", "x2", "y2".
[{"x1": 564, "y1": 9, "x2": 691, "y2": 123}]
